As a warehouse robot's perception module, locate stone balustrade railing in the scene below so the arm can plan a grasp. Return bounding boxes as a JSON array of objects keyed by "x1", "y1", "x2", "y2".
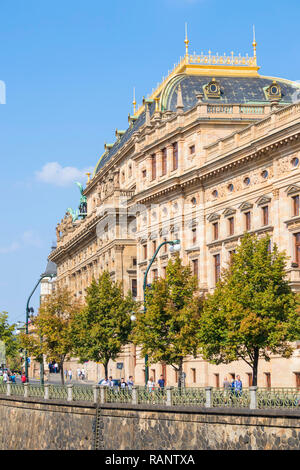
[{"x1": 1, "y1": 383, "x2": 300, "y2": 410}]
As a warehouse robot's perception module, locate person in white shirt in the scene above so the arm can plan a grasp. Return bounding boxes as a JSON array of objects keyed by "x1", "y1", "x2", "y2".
[
  {"x1": 68, "y1": 369, "x2": 72, "y2": 381},
  {"x1": 3, "y1": 372, "x2": 8, "y2": 383},
  {"x1": 147, "y1": 377, "x2": 155, "y2": 392}
]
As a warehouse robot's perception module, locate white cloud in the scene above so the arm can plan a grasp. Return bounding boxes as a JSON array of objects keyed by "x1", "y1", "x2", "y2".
[
  {"x1": 35, "y1": 162, "x2": 93, "y2": 187},
  {"x1": 0, "y1": 242, "x2": 20, "y2": 254},
  {"x1": 0, "y1": 230, "x2": 42, "y2": 255},
  {"x1": 21, "y1": 230, "x2": 42, "y2": 248}
]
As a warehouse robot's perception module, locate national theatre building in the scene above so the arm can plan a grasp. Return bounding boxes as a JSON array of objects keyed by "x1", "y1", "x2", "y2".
[{"x1": 47, "y1": 35, "x2": 300, "y2": 388}]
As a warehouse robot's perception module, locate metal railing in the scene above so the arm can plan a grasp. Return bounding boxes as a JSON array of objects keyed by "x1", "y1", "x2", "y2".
[{"x1": 0, "y1": 383, "x2": 300, "y2": 410}]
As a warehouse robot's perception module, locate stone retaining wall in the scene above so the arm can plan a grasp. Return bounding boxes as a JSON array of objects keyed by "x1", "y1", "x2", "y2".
[{"x1": 0, "y1": 396, "x2": 299, "y2": 450}]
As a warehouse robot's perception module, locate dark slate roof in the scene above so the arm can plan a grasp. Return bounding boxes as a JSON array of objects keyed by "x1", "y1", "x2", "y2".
[
  {"x1": 94, "y1": 74, "x2": 300, "y2": 175},
  {"x1": 166, "y1": 75, "x2": 300, "y2": 110}
]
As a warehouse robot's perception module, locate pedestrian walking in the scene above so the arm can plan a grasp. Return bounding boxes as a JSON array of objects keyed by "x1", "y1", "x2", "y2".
[
  {"x1": 21, "y1": 373, "x2": 26, "y2": 384},
  {"x1": 120, "y1": 378, "x2": 127, "y2": 389},
  {"x1": 81, "y1": 368, "x2": 85, "y2": 380},
  {"x1": 77, "y1": 368, "x2": 81, "y2": 380},
  {"x1": 158, "y1": 375, "x2": 165, "y2": 389},
  {"x1": 127, "y1": 376, "x2": 134, "y2": 390},
  {"x1": 147, "y1": 377, "x2": 155, "y2": 392},
  {"x1": 3, "y1": 371, "x2": 8, "y2": 383},
  {"x1": 64, "y1": 369, "x2": 68, "y2": 380},
  {"x1": 68, "y1": 369, "x2": 72, "y2": 381},
  {"x1": 233, "y1": 375, "x2": 243, "y2": 397},
  {"x1": 54, "y1": 363, "x2": 59, "y2": 374},
  {"x1": 223, "y1": 376, "x2": 231, "y2": 389}
]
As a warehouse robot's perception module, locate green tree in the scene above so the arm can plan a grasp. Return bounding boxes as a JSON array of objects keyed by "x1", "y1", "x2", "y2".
[
  {"x1": 20, "y1": 288, "x2": 81, "y2": 384},
  {"x1": 132, "y1": 255, "x2": 203, "y2": 387},
  {"x1": 71, "y1": 271, "x2": 137, "y2": 378},
  {"x1": 0, "y1": 312, "x2": 17, "y2": 366},
  {"x1": 198, "y1": 234, "x2": 300, "y2": 386}
]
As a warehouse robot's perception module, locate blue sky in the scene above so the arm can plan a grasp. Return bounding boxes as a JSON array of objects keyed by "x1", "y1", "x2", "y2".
[{"x1": 1, "y1": 0, "x2": 300, "y2": 325}]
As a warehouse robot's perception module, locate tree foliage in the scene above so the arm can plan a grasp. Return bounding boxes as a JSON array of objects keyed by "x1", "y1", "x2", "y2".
[
  {"x1": 20, "y1": 288, "x2": 81, "y2": 384},
  {"x1": 71, "y1": 271, "x2": 137, "y2": 378},
  {"x1": 198, "y1": 234, "x2": 300, "y2": 385},
  {"x1": 0, "y1": 312, "x2": 18, "y2": 366},
  {"x1": 132, "y1": 255, "x2": 203, "y2": 386}
]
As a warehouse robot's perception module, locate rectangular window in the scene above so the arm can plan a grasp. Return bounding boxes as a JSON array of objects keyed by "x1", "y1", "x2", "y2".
[
  {"x1": 163, "y1": 238, "x2": 168, "y2": 253},
  {"x1": 152, "y1": 269, "x2": 158, "y2": 281},
  {"x1": 132, "y1": 258, "x2": 137, "y2": 267},
  {"x1": 161, "y1": 148, "x2": 167, "y2": 176},
  {"x1": 189, "y1": 144, "x2": 195, "y2": 155},
  {"x1": 131, "y1": 279, "x2": 137, "y2": 298},
  {"x1": 151, "y1": 369, "x2": 156, "y2": 382},
  {"x1": 295, "y1": 233, "x2": 300, "y2": 265},
  {"x1": 162, "y1": 266, "x2": 167, "y2": 278},
  {"x1": 293, "y1": 195, "x2": 300, "y2": 217},
  {"x1": 262, "y1": 206, "x2": 269, "y2": 226},
  {"x1": 295, "y1": 372, "x2": 300, "y2": 389},
  {"x1": 192, "y1": 259, "x2": 199, "y2": 279},
  {"x1": 172, "y1": 142, "x2": 178, "y2": 170},
  {"x1": 151, "y1": 154, "x2": 156, "y2": 180},
  {"x1": 214, "y1": 254, "x2": 221, "y2": 284},
  {"x1": 143, "y1": 244, "x2": 148, "y2": 260},
  {"x1": 228, "y1": 217, "x2": 234, "y2": 236},
  {"x1": 245, "y1": 211, "x2": 251, "y2": 231},
  {"x1": 213, "y1": 222, "x2": 219, "y2": 240},
  {"x1": 191, "y1": 368, "x2": 196, "y2": 383},
  {"x1": 247, "y1": 373, "x2": 253, "y2": 387},
  {"x1": 214, "y1": 373, "x2": 220, "y2": 388},
  {"x1": 192, "y1": 228, "x2": 197, "y2": 245},
  {"x1": 142, "y1": 169, "x2": 146, "y2": 179},
  {"x1": 229, "y1": 250, "x2": 236, "y2": 263},
  {"x1": 264, "y1": 372, "x2": 271, "y2": 388},
  {"x1": 152, "y1": 240, "x2": 157, "y2": 255}
]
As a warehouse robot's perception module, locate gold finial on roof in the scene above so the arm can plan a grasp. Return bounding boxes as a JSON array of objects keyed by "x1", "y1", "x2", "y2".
[
  {"x1": 133, "y1": 87, "x2": 136, "y2": 115},
  {"x1": 252, "y1": 25, "x2": 257, "y2": 63},
  {"x1": 86, "y1": 172, "x2": 91, "y2": 183},
  {"x1": 184, "y1": 23, "x2": 189, "y2": 61}
]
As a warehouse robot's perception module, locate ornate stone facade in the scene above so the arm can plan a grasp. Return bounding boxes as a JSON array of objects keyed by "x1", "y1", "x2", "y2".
[{"x1": 48, "y1": 40, "x2": 300, "y2": 388}]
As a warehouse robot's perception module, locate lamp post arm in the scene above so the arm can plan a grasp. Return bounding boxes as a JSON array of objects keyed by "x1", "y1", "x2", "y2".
[{"x1": 25, "y1": 274, "x2": 52, "y2": 379}]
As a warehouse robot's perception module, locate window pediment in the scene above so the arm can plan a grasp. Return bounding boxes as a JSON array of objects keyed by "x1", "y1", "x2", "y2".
[
  {"x1": 207, "y1": 212, "x2": 220, "y2": 222},
  {"x1": 223, "y1": 207, "x2": 236, "y2": 217},
  {"x1": 256, "y1": 195, "x2": 272, "y2": 206},
  {"x1": 286, "y1": 184, "x2": 300, "y2": 196},
  {"x1": 239, "y1": 201, "x2": 253, "y2": 212}
]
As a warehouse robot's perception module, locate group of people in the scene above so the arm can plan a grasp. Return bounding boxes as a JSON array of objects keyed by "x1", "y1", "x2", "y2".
[
  {"x1": 223, "y1": 375, "x2": 243, "y2": 395},
  {"x1": 147, "y1": 375, "x2": 165, "y2": 392},
  {"x1": 63, "y1": 368, "x2": 86, "y2": 381},
  {"x1": 101, "y1": 376, "x2": 135, "y2": 390},
  {"x1": 0, "y1": 369, "x2": 27, "y2": 384}
]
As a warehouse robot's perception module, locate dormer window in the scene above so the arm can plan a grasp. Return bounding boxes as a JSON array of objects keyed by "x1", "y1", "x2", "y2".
[
  {"x1": 265, "y1": 81, "x2": 282, "y2": 102},
  {"x1": 204, "y1": 78, "x2": 221, "y2": 99}
]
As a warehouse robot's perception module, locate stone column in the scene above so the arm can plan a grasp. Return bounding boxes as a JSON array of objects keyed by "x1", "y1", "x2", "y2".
[
  {"x1": 250, "y1": 386, "x2": 258, "y2": 410},
  {"x1": 44, "y1": 383, "x2": 50, "y2": 400},
  {"x1": 93, "y1": 385, "x2": 100, "y2": 404},
  {"x1": 132, "y1": 386, "x2": 138, "y2": 405},
  {"x1": 205, "y1": 386, "x2": 212, "y2": 408},
  {"x1": 6, "y1": 382, "x2": 11, "y2": 397},
  {"x1": 67, "y1": 384, "x2": 73, "y2": 402},
  {"x1": 100, "y1": 386, "x2": 106, "y2": 404},
  {"x1": 23, "y1": 383, "x2": 29, "y2": 398},
  {"x1": 166, "y1": 386, "x2": 173, "y2": 406}
]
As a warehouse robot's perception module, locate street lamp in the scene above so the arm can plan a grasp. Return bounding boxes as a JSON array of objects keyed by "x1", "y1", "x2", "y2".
[
  {"x1": 143, "y1": 239, "x2": 180, "y2": 385},
  {"x1": 24, "y1": 251, "x2": 57, "y2": 382}
]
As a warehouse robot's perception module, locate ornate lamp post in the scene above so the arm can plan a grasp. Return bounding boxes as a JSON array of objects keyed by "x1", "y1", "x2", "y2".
[
  {"x1": 143, "y1": 239, "x2": 180, "y2": 385},
  {"x1": 24, "y1": 253, "x2": 57, "y2": 382}
]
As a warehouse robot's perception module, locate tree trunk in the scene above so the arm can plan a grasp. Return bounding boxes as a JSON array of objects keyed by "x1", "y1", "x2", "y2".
[
  {"x1": 252, "y1": 347, "x2": 259, "y2": 386},
  {"x1": 60, "y1": 361, "x2": 64, "y2": 385},
  {"x1": 178, "y1": 358, "x2": 183, "y2": 389},
  {"x1": 104, "y1": 360, "x2": 109, "y2": 379}
]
